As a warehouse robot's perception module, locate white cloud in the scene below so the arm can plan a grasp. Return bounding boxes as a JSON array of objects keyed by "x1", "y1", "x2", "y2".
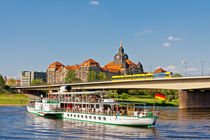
[
  {"x1": 180, "y1": 60, "x2": 188, "y2": 65},
  {"x1": 165, "y1": 65, "x2": 178, "y2": 72},
  {"x1": 89, "y1": 1, "x2": 99, "y2": 5},
  {"x1": 134, "y1": 30, "x2": 152, "y2": 36},
  {"x1": 163, "y1": 42, "x2": 171, "y2": 47},
  {"x1": 168, "y1": 36, "x2": 181, "y2": 41},
  {"x1": 185, "y1": 67, "x2": 198, "y2": 72}
]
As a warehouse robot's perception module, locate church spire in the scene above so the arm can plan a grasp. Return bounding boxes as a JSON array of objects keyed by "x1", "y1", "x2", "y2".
[
  {"x1": 120, "y1": 41, "x2": 123, "y2": 48},
  {"x1": 118, "y1": 41, "x2": 124, "y2": 54}
]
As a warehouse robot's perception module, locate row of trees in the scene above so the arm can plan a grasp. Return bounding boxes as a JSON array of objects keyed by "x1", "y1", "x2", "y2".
[
  {"x1": 65, "y1": 70, "x2": 109, "y2": 83},
  {"x1": 30, "y1": 79, "x2": 45, "y2": 86},
  {"x1": 104, "y1": 89, "x2": 179, "y2": 101},
  {"x1": 87, "y1": 71, "x2": 108, "y2": 82}
]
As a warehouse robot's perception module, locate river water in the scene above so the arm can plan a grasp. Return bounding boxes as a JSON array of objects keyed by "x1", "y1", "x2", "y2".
[{"x1": 0, "y1": 107, "x2": 210, "y2": 139}]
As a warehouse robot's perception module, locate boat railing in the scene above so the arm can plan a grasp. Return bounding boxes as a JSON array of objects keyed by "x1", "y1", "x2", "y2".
[
  {"x1": 47, "y1": 97, "x2": 113, "y2": 103},
  {"x1": 48, "y1": 107, "x2": 159, "y2": 117}
]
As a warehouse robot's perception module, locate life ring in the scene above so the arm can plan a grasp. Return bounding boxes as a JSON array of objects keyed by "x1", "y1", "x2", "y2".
[
  {"x1": 39, "y1": 104, "x2": 44, "y2": 111},
  {"x1": 50, "y1": 105, "x2": 53, "y2": 111}
]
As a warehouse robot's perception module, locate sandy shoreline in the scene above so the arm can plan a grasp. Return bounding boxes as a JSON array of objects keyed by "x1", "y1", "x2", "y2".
[{"x1": 0, "y1": 104, "x2": 26, "y2": 107}]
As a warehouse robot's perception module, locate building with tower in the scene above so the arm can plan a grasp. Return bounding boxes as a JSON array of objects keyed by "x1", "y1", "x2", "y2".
[
  {"x1": 46, "y1": 41, "x2": 144, "y2": 84},
  {"x1": 102, "y1": 41, "x2": 144, "y2": 75}
]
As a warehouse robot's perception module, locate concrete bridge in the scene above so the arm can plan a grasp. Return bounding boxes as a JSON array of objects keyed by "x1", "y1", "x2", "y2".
[{"x1": 13, "y1": 76, "x2": 210, "y2": 109}]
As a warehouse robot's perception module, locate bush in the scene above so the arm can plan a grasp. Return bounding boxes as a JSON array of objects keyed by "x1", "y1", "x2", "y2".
[
  {"x1": 121, "y1": 93, "x2": 129, "y2": 99},
  {"x1": 107, "y1": 94, "x2": 115, "y2": 98}
]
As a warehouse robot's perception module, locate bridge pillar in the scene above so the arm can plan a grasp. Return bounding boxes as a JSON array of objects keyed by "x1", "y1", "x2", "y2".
[{"x1": 179, "y1": 90, "x2": 210, "y2": 109}]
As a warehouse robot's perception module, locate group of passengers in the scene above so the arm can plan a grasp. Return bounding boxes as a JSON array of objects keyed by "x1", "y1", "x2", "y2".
[
  {"x1": 48, "y1": 94, "x2": 104, "y2": 103},
  {"x1": 62, "y1": 104, "x2": 143, "y2": 116}
]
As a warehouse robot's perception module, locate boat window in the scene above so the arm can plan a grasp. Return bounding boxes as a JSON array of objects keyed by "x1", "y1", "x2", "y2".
[
  {"x1": 85, "y1": 115, "x2": 87, "y2": 119},
  {"x1": 83, "y1": 104, "x2": 86, "y2": 108},
  {"x1": 91, "y1": 105, "x2": 94, "y2": 108},
  {"x1": 103, "y1": 117, "x2": 106, "y2": 121},
  {"x1": 74, "y1": 114, "x2": 76, "y2": 117},
  {"x1": 67, "y1": 114, "x2": 69, "y2": 117},
  {"x1": 89, "y1": 116, "x2": 92, "y2": 119},
  {"x1": 96, "y1": 105, "x2": 99, "y2": 108},
  {"x1": 77, "y1": 115, "x2": 80, "y2": 118},
  {"x1": 94, "y1": 116, "x2": 96, "y2": 120},
  {"x1": 81, "y1": 115, "x2": 83, "y2": 118},
  {"x1": 70, "y1": 114, "x2": 72, "y2": 117},
  {"x1": 98, "y1": 117, "x2": 101, "y2": 120}
]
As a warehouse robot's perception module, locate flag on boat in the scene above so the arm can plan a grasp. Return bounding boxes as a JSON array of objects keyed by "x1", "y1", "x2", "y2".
[{"x1": 155, "y1": 93, "x2": 166, "y2": 101}]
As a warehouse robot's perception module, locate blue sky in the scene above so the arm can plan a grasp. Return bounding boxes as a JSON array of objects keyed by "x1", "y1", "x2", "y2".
[{"x1": 1, "y1": 0, "x2": 210, "y2": 78}]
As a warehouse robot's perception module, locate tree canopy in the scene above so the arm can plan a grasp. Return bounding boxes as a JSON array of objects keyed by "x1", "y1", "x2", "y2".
[
  {"x1": 30, "y1": 78, "x2": 45, "y2": 86},
  {"x1": 173, "y1": 73, "x2": 183, "y2": 77},
  {"x1": 87, "y1": 71, "x2": 98, "y2": 82},
  {"x1": 0, "y1": 74, "x2": 5, "y2": 88},
  {"x1": 98, "y1": 72, "x2": 108, "y2": 81},
  {"x1": 87, "y1": 71, "x2": 108, "y2": 82},
  {"x1": 7, "y1": 78, "x2": 16, "y2": 86},
  {"x1": 65, "y1": 70, "x2": 81, "y2": 83}
]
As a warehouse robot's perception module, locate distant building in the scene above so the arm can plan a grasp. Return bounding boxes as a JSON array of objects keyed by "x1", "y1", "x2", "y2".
[
  {"x1": 102, "y1": 41, "x2": 144, "y2": 75},
  {"x1": 47, "y1": 42, "x2": 144, "y2": 84},
  {"x1": 4, "y1": 76, "x2": 21, "y2": 87},
  {"x1": 47, "y1": 59, "x2": 103, "y2": 84},
  {"x1": 21, "y1": 71, "x2": 46, "y2": 86},
  {"x1": 15, "y1": 80, "x2": 21, "y2": 86},
  {"x1": 153, "y1": 68, "x2": 167, "y2": 73}
]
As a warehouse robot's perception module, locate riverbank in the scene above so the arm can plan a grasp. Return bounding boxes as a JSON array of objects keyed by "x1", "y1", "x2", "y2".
[
  {"x1": 0, "y1": 89, "x2": 29, "y2": 106},
  {"x1": 0, "y1": 89, "x2": 178, "y2": 107}
]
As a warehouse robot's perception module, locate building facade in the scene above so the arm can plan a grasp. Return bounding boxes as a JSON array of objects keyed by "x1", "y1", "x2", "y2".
[
  {"x1": 102, "y1": 41, "x2": 144, "y2": 75},
  {"x1": 47, "y1": 42, "x2": 144, "y2": 84},
  {"x1": 21, "y1": 71, "x2": 46, "y2": 86}
]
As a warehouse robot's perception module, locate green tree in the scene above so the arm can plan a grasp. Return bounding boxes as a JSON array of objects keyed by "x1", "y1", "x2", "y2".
[
  {"x1": 120, "y1": 93, "x2": 129, "y2": 99},
  {"x1": 0, "y1": 74, "x2": 5, "y2": 88},
  {"x1": 98, "y1": 72, "x2": 108, "y2": 81},
  {"x1": 30, "y1": 78, "x2": 45, "y2": 86},
  {"x1": 173, "y1": 73, "x2": 182, "y2": 77},
  {"x1": 87, "y1": 71, "x2": 99, "y2": 82},
  {"x1": 65, "y1": 70, "x2": 80, "y2": 83},
  {"x1": 7, "y1": 78, "x2": 16, "y2": 86}
]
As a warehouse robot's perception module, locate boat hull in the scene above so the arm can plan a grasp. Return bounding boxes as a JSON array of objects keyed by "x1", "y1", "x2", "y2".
[
  {"x1": 27, "y1": 106, "x2": 158, "y2": 127},
  {"x1": 63, "y1": 112, "x2": 158, "y2": 126}
]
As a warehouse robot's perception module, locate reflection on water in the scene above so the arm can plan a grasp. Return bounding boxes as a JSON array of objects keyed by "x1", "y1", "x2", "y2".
[{"x1": 0, "y1": 107, "x2": 210, "y2": 139}]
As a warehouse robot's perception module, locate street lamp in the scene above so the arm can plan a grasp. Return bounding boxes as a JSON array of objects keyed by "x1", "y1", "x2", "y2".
[
  {"x1": 200, "y1": 60, "x2": 204, "y2": 76},
  {"x1": 149, "y1": 65, "x2": 152, "y2": 73},
  {"x1": 184, "y1": 63, "x2": 187, "y2": 77}
]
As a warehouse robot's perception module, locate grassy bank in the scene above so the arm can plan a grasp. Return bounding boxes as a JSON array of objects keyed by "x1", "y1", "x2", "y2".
[{"x1": 0, "y1": 89, "x2": 29, "y2": 106}]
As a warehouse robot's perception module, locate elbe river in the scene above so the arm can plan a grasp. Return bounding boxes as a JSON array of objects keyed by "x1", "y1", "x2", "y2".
[{"x1": 0, "y1": 107, "x2": 210, "y2": 139}]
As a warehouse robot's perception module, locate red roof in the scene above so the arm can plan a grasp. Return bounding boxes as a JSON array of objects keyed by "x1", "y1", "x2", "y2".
[
  {"x1": 102, "y1": 59, "x2": 138, "y2": 73},
  {"x1": 48, "y1": 62, "x2": 64, "y2": 69},
  {"x1": 153, "y1": 68, "x2": 166, "y2": 73},
  {"x1": 126, "y1": 59, "x2": 137, "y2": 68},
  {"x1": 102, "y1": 61, "x2": 122, "y2": 73},
  {"x1": 66, "y1": 65, "x2": 80, "y2": 70},
  {"x1": 81, "y1": 59, "x2": 100, "y2": 67}
]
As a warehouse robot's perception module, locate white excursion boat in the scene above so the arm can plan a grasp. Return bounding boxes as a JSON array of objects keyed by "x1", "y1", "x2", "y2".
[{"x1": 27, "y1": 87, "x2": 159, "y2": 127}]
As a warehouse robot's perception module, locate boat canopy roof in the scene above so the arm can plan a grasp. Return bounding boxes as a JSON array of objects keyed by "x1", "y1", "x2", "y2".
[
  {"x1": 49, "y1": 91, "x2": 116, "y2": 95},
  {"x1": 59, "y1": 101, "x2": 146, "y2": 105}
]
